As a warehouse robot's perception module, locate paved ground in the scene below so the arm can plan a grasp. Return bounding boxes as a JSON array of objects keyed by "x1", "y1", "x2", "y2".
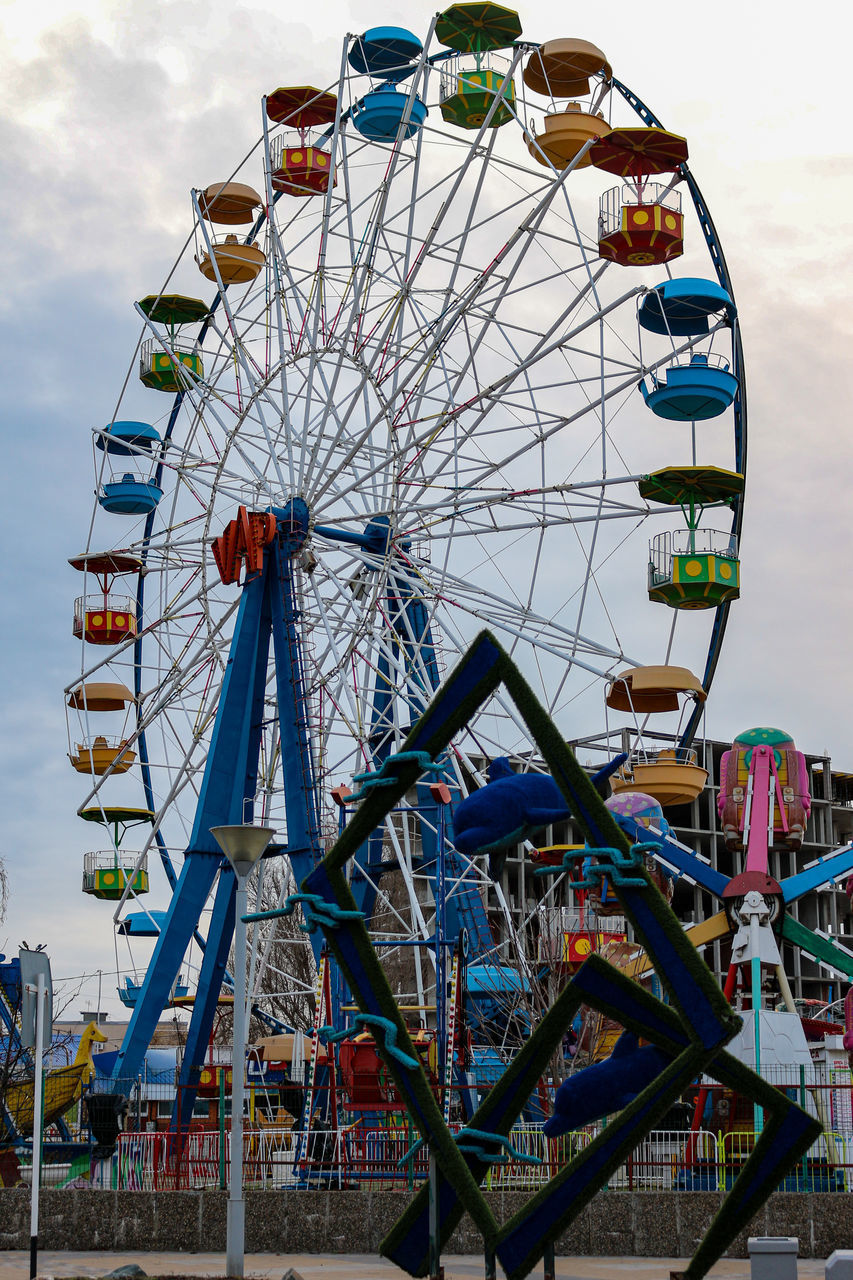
[{"x1": 0, "y1": 1253, "x2": 832, "y2": 1279}]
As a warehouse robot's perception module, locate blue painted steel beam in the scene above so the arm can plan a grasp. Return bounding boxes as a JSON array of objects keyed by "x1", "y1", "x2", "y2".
[
  {"x1": 613, "y1": 816, "x2": 730, "y2": 900},
  {"x1": 188, "y1": 569, "x2": 270, "y2": 852},
  {"x1": 781, "y1": 842, "x2": 853, "y2": 903},
  {"x1": 118, "y1": 506, "x2": 325, "y2": 1104},
  {"x1": 269, "y1": 524, "x2": 325, "y2": 948},
  {"x1": 112, "y1": 856, "x2": 222, "y2": 1084},
  {"x1": 174, "y1": 869, "x2": 237, "y2": 1131},
  {"x1": 114, "y1": 557, "x2": 275, "y2": 1085},
  {"x1": 313, "y1": 523, "x2": 382, "y2": 549}
]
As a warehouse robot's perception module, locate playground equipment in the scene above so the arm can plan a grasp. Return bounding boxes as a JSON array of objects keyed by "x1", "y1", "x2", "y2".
[
  {"x1": 0, "y1": 954, "x2": 106, "y2": 1155},
  {"x1": 3, "y1": 1022, "x2": 107, "y2": 1137},
  {"x1": 67, "y1": 14, "x2": 745, "y2": 1135},
  {"x1": 276, "y1": 631, "x2": 819, "y2": 1280},
  {"x1": 718, "y1": 726, "x2": 811, "y2": 852}
]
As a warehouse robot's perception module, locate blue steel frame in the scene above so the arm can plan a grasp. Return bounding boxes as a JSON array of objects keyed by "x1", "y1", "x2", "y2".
[
  {"x1": 115, "y1": 493, "x2": 493, "y2": 1128},
  {"x1": 113, "y1": 502, "x2": 325, "y2": 1128}
]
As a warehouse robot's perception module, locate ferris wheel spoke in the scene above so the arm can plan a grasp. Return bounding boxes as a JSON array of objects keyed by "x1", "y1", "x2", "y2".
[
  {"x1": 421, "y1": 290, "x2": 642, "y2": 477},
  {"x1": 329, "y1": 280, "x2": 642, "y2": 513},
  {"x1": 565, "y1": 488, "x2": 609, "y2": 660},
  {"x1": 177, "y1": 374, "x2": 285, "y2": 497},
  {"x1": 408, "y1": 477, "x2": 647, "y2": 530},
  {"x1": 199, "y1": 329, "x2": 296, "y2": 491},
  {"x1": 404, "y1": 567, "x2": 629, "y2": 675},
  {"x1": 306, "y1": 365, "x2": 394, "y2": 505},
  {"x1": 138, "y1": 626, "x2": 233, "y2": 744},
  {"x1": 391, "y1": 239, "x2": 591, "y2": 450},
  {"x1": 376, "y1": 168, "x2": 580, "y2": 414},
  {"x1": 310, "y1": 155, "x2": 584, "y2": 503},
  {"x1": 331, "y1": 55, "x2": 436, "y2": 352},
  {"x1": 460, "y1": 320, "x2": 728, "y2": 493},
  {"x1": 439, "y1": 566, "x2": 636, "y2": 673},
  {"x1": 305, "y1": 571, "x2": 374, "y2": 730}
]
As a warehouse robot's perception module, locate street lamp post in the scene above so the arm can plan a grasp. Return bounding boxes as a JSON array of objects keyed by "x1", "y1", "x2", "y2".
[{"x1": 210, "y1": 824, "x2": 274, "y2": 1279}]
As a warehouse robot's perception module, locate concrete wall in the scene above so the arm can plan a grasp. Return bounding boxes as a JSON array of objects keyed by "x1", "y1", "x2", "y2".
[{"x1": 1, "y1": 1189, "x2": 852, "y2": 1258}]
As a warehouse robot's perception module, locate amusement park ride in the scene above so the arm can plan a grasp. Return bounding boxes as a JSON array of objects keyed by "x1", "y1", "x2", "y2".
[{"x1": 47, "y1": 6, "x2": 853, "y2": 1217}]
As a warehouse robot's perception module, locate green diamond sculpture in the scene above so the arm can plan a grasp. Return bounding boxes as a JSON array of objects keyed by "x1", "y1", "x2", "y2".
[{"x1": 255, "y1": 631, "x2": 819, "y2": 1280}]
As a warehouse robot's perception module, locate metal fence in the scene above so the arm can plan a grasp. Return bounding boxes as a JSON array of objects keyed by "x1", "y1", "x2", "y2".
[{"x1": 111, "y1": 1123, "x2": 853, "y2": 1194}]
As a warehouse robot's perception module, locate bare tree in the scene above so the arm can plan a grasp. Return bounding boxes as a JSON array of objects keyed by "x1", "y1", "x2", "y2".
[{"x1": 208, "y1": 859, "x2": 319, "y2": 1047}]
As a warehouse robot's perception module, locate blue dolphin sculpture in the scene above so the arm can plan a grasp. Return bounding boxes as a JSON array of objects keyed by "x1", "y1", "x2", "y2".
[
  {"x1": 543, "y1": 1031, "x2": 671, "y2": 1136},
  {"x1": 452, "y1": 753, "x2": 628, "y2": 866}
]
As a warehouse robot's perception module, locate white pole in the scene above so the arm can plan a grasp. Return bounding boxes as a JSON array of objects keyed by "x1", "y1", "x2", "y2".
[
  {"x1": 749, "y1": 910, "x2": 763, "y2": 1135},
  {"x1": 227, "y1": 873, "x2": 248, "y2": 1279},
  {"x1": 29, "y1": 974, "x2": 46, "y2": 1280}
]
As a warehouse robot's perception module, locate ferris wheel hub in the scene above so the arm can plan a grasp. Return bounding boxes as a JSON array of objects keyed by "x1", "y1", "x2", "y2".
[
  {"x1": 272, "y1": 496, "x2": 311, "y2": 554},
  {"x1": 363, "y1": 514, "x2": 393, "y2": 555}
]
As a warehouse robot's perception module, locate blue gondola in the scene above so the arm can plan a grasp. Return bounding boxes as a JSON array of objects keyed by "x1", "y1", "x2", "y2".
[
  {"x1": 639, "y1": 354, "x2": 738, "y2": 421},
  {"x1": 99, "y1": 474, "x2": 164, "y2": 515},
  {"x1": 638, "y1": 278, "x2": 737, "y2": 336},
  {"x1": 96, "y1": 420, "x2": 163, "y2": 515},
  {"x1": 96, "y1": 421, "x2": 161, "y2": 454},
  {"x1": 118, "y1": 977, "x2": 142, "y2": 1007},
  {"x1": 348, "y1": 26, "x2": 422, "y2": 79},
  {"x1": 118, "y1": 910, "x2": 168, "y2": 937},
  {"x1": 351, "y1": 85, "x2": 428, "y2": 141},
  {"x1": 120, "y1": 974, "x2": 188, "y2": 1004}
]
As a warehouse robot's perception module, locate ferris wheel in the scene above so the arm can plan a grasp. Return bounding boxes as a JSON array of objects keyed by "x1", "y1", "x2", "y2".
[{"x1": 66, "y1": 12, "x2": 746, "y2": 1097}]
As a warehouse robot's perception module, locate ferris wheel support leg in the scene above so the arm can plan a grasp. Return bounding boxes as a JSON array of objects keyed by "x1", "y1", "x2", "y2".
[
  {"x1": 172, "y1": 869, "x2": 238, "y2": 1133},
  {"x1": 188, "y1": 571, "x2": 271, "y2": 851},
  {"x1": 111, "y1": 855, "x2": 222, "y2": 1085},
  {"x1": 268, "y1": 526, "x2": 324, "y2": 951},
  {"x1": 113, "y1": 549, "x2": 277, "y2": 1086}
]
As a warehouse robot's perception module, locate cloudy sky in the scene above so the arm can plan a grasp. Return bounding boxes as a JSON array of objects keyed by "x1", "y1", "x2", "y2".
[{"x1": 2, "y1": 0, "x2": 851, "y2": 1018}]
